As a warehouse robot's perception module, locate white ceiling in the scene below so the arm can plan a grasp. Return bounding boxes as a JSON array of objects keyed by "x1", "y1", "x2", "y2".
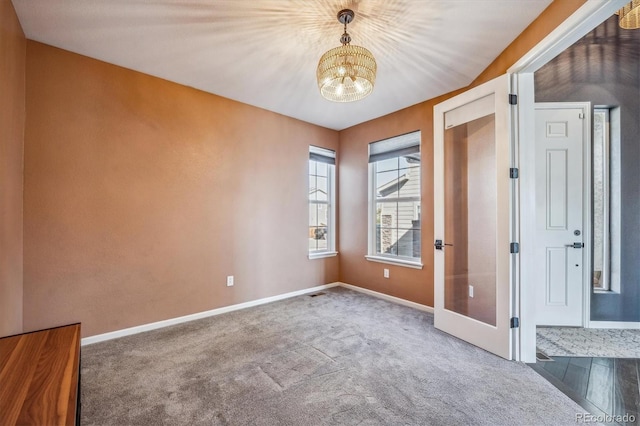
[{"x1": 12, "y1": 0, "x2": 553, "y2": 130}]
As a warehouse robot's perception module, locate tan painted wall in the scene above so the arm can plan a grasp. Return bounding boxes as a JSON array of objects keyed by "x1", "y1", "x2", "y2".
[
  {"x1": 471, "y1": 0, "x2": 588, "y2": 87},
  {"x1": 337, "y1": 0, "x2": 585, "y2": 307},
  {"x1": 338, "y1": 94, "x2": 454, "y2": 306},
  {"x1": 0, "y1": 0, "x2": 26, "y2": 338},
  {"x1": 23, "y1": 42, "x2": 339, "y2": 338},
  {"x1": 444, "y1": 125, "x2": 469, "y2": 314},
  {"x1": 19, "y1": 0, "x2": 585, "y2": 336},
  {"x1": 466, "y1": 116, "x2": 497, "y2": 325}
]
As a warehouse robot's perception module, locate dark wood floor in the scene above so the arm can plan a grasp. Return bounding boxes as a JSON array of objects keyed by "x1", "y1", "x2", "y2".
[{"x1": 529, "y1": 356, "x2": 640, "y2": 425}]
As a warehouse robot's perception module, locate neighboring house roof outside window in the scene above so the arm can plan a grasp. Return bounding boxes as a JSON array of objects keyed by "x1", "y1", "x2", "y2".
[
  {"x1": 404, "y1": 154, "x2": 420, "y2": 163},
  {"x1": 309, "y1": 188, "x2": 328, "y2": 197},
  {"x1": 377, "y1": 174, "x2": 409, "y2": 198}
]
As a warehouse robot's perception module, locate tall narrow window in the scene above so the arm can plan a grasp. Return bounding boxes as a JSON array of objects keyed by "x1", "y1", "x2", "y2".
[
  {"x1": 593, "y1": 107, "x2": 621, "y2": 293},
  {"x1": 309, "y1": 146, "x2": 336, "y2": 259},
  {"x1": 367, "y1": 131, "x2": 422, "y2": 267},
  {"x1": 593, "y1": 108, "x2": 610, "y2": 291}
]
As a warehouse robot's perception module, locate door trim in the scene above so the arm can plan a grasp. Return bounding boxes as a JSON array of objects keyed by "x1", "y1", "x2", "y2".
[
  {"x1": 509, "y1": 0, "x2": 627, "y2": 362},
  {"x1": 508, "y1": 0, "x2": 629, "y2": 75},
  {"x1": 534, "y1": 102, "x2": 592, "y2": 329}
]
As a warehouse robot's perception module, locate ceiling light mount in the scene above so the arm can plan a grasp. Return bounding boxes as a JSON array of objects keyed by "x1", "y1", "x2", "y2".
[
  {"x1": 338, "y1": 9, "x2": 354, "y2": 45},
  {"x1": 337, "y1": 9, "x2": 354, "y2": 26},
  {"x1": 316, "y1": 8, "x2": 377, "y2": 102}
]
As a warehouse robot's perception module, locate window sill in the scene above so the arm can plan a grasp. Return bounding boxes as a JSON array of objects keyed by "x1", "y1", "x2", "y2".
[
  {"x1": 309, "y1": 251, "x2": 338, "y2": 260},
  {"x1": 594, "y1": 289, "x2": 617, "y2": 294},
  {"x1": 365, "y1": 255, "x2": 423, "y2": 269}
]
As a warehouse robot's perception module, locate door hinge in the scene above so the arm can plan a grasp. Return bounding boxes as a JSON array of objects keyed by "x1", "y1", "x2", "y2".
[
  {"x1": 509, "y1": 168, "x2": 519, "y2": 179},
  {"x1": 510, "y1": 242, "x2": 519, "y2": 254},
  {"x1": 509, "y1": 94, "x2": 517, "y2": 105},
  {"x1": 579, "y1": 112, "x2": 585, "y2": 119},
  {"x1": 510, "y1": 317, "x2": 520, "y2": 328}
]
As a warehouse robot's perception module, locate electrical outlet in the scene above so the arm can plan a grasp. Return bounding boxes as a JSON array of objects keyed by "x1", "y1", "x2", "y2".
[
  {"x1": 383, "y1": 269, "x2": 389, "y2": 278},
  {"x1": 226, "y1": 276, "x2": 234, "y2": 287},
  {"x1": 469, "y1": 285, "x2": 474, "y2": 298}
]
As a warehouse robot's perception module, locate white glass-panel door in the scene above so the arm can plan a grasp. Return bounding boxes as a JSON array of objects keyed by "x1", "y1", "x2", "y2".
[{"x1": 433, "y1": 74, "x2": 513, "y2": 359}]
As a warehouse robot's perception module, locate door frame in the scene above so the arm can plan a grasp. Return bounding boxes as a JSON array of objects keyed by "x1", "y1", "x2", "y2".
[
  {"x1": 508, "y1": 0, "x2": 628, "y2": 362},
  {"x1": 533, "y1": 101, "x2": 592, "y2": 328}
]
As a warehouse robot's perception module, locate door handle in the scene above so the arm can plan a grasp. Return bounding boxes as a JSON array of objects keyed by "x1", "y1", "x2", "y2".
[
  {"x1": 565, "y1": 242, "x2": 584, "y2": 249},
  {"x1": 434, "y1": 239, "x2": 453, "y2": 250}
]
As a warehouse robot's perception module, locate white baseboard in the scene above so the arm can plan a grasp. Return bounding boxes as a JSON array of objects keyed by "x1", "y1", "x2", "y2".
[
  {"x1": 338, "y1": 282, "x2": 434, "y2": 313},
  {"x1": 81, "y1": 282, "x2": 340, "y2": 346},
  {"x1": 588, "y1": 321, "x2": 640, "y2": 329},
  {"x1": 81, "y1": 281, "x2": 433, "y2": 346}
]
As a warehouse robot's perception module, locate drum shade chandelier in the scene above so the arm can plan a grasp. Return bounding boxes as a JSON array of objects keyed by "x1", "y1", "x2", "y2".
[
  {"x1": 316, "y1": 9, "x2": 377, "y2": 102},
  {"x1": 618, "y1": 1, "x2": 640, "y2": 29}
]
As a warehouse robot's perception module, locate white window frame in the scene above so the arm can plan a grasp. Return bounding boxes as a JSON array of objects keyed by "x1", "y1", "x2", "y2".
[
  {"x1": 593, "y1": 106, "x2": 622, "y2": 294},
  {"x1": 366, "y1": 131, "x2": 423, "y2": 269},
  {"x1": 593, "y1": 108, "x2": 610, "y2": 291},
  {"x1": 308, "y1": 146, "x2": 337, "y2": 259}
]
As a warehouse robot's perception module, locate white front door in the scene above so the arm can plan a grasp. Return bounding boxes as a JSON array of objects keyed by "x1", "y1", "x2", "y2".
[
  {"x1": 433, "y1": 74, "x2": 513, "y2": 360},
  {"x1": 534, "y1": 103, "x2": 589, "y2": 326}
]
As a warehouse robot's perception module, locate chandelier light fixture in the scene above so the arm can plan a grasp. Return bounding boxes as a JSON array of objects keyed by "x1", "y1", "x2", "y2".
[
  {"x1": 618, "y1": 0, "x2": 640, "y2": 29},
  {"x1": 316, "y1": 9, "x2": 377, "y2": 102}
]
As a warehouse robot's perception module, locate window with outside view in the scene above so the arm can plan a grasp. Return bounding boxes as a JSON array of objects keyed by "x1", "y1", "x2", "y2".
[
  {"x1": 368, "y1": 131, "x2": 421, "y2": 265},
  {"x1": 593, "y1": 107, "x2": 621, "y2": 293},
  {"x1": 309, "y1": 146, "x2": 336, "y2": 257}
]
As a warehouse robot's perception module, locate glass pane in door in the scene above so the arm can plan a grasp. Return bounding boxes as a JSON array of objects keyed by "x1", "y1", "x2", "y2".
[{"x1": 443, "y1": 111, "x2": 497, "y2": 326}]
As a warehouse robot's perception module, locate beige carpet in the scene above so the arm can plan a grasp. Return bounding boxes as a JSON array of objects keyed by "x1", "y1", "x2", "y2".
[{"x1": 81, "y1": 287, "x2": 584, "y2": 425}]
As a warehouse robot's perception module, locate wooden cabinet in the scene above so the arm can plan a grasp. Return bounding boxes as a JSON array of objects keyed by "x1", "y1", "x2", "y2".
[{"x1": 0, "y1": 323, "x2": 81, "y2": 426}]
